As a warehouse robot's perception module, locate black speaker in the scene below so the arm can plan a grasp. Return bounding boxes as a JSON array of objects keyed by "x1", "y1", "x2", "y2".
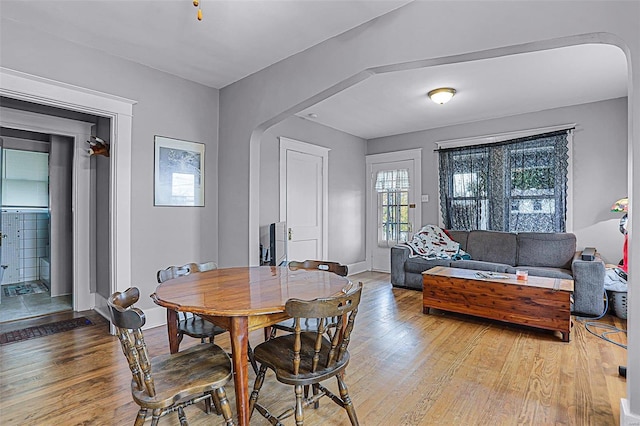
[{"x1": 581, "y1": 247, "x2": 596, "y2": 261}]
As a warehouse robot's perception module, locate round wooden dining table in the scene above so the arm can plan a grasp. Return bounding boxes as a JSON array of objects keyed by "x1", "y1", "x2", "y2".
[{"x1": 151, "y1": 265, "x2": 352, "y2": 426}]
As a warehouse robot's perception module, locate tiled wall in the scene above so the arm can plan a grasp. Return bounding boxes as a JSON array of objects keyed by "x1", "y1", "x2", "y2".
[{"x1": 1, "y1": 210, "x2": 50, "y2": 285}]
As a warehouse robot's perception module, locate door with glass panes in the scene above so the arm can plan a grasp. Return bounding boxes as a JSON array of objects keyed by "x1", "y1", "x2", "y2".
[{"x1": 369, "y1": 159, "x2": 418, "y2": 272}]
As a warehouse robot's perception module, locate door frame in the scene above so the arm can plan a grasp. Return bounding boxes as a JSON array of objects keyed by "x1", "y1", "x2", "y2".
[
  {"x1": 0, "y1": 67, "x2": 135, "y2": 315},
  {"x1": 279, "y1": 137, "x2": 329, "y2": 261},
  {"x1": 0, "y1": 107, "x2": 92, "y2": 307},
  {"x1": 366, "y1": 148, "x2": 422, "y2": 271}
]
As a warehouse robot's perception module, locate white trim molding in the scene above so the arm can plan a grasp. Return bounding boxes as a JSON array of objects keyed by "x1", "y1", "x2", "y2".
[
  {"x1": 621, "y1": 398, "x2": 640, "y2": 425},
  {"x1": 0, "y1": 67, "x2": 136, "y2": 321},
  {"x1": 434, "y1": 123, "x2": 577, "y2": 150}
]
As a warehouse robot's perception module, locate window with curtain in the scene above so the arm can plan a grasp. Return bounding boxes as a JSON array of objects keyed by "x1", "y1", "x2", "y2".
[
  {"x1": 438, "y1": 130, "x2": 570, "y2": 232},
  {"x1": 375, "y1": 169, "x2": 410, "y2": 245}
]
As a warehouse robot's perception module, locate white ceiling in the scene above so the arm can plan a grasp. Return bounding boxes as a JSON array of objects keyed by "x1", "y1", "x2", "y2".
[
  {"x1": 297, "y1": 43, "x2": 629, "y2": 139},
  {"x1": 0, "y1": 1, "x2": 628, "y2": 139}
]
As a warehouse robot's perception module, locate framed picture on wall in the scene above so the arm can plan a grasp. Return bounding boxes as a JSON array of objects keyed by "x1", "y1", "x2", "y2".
[{"x1": 154, "y1": 136, "x2": 205, "y2": 206}]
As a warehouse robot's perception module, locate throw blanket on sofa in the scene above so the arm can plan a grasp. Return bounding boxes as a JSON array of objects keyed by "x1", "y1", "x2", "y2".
[{"x1": 402, "y1": 225, "x2": 470, "y2": 260}]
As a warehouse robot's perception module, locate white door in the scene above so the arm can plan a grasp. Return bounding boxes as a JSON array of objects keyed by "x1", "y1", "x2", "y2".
[
  {"x1": 280, "y1": 138, "x2": 329, "y2": 263},
  {"x1": 366, "y1": 150, "x2": 421, "y2": 272}
]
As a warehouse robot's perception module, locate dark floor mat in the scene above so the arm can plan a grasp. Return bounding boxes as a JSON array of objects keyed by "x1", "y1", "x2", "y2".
[{"x1": 0, "y1": 317, "x2": 94, "y2": 345}]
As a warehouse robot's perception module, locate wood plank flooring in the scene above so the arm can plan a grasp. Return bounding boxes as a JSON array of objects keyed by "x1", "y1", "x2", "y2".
[{"x1": 0, "y1": 272, "x2": 627, "y2": 425}]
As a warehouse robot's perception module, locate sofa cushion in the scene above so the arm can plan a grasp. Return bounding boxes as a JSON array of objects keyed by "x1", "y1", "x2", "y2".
[
  {"x1": 402, "y1": 273, "x2": 424, "y2": 289},
  {"x1": 447, "y1": 230, "x2": 469, "y2": 252},
  {"x1": 465, "y1": 230, "x2": 518, "y2": 266},
  {"x1": 450, "y1": 260, "x2": 511, "y2": 273},
  {"x1": 506, "y1": 266, "x2": 573, "y2": 280},
  {"x1": 405, "y1": 258, "x2": 450, "y2": 274},
  {"x1": 517, "y1": 232, "x2": 575, "y2": 269}
]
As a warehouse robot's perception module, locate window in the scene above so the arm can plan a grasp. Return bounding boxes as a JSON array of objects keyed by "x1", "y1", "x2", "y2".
[
  {"x1": 2, "y1": 149, "x2": 49, "y2": 208},
  {"x1": 438, "y1": 130, "x2": 570, "y2": 232},
  {"x1": 375, "y1": 169, "x2": 410, "y2": 245}
]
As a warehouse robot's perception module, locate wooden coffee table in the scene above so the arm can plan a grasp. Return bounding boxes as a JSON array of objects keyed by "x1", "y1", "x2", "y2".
[{"x1": 422, "y1": 266, "x2": 574, "y2": 342}]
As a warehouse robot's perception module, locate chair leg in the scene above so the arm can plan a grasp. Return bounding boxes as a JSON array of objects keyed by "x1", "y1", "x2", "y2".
[
  {"x1": 248, "y1": 343, "x2": 259, "y2": 374},
  {"x1": 134, "y1": 408, "x2": 147, "y2": 426},
  {"x1": 312, "y1": 384, "x2": 320, "y2": 409},
  {"x1": 294, "y1": 384, "x2": 304, "y2": 426},
  {"x1": 150, "y1": 408, "x2": 163, "y2": 426},
  {"x1": 337, "y1": 375, "x2": 359, "y2": 425},
  {"x1": 215, "y1": 387, "x2": 235, "y2": 426},
  {"x1": 207, "y1": 390, "x2": 221, "y2": 415},
  {"x1": 177, "y1": 406, "x2": 188, "y2": 426},
  {"x1": 249, "y1": 364, "x2": 268, "y2": 416}
]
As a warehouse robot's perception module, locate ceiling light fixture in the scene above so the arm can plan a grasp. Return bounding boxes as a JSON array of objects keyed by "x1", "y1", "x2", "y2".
[
  {"x1": 428, "y1": 87, "x2": 456, "y2": 105},
  {"x1": 193, "y1": 0, "x2": 202, "y2": 21}
]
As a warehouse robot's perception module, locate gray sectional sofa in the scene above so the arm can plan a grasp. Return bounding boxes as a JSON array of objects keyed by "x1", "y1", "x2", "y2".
[{"x1": 391, "y1": 230, "x2": 606, "y2": 316}]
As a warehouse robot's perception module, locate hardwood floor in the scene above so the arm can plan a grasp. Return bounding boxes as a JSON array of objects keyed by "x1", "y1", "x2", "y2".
[{"x1": 0, "y1": 272, "x2": 627, "y2": 425}]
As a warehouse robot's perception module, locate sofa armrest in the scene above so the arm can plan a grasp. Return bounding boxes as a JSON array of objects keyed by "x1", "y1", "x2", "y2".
[
  {"x1": 391, "y1": 245, "x2": 410, "y2": 287},
  {"x1": 571, "y1": 251, "x2": 606, "y2": 316}
]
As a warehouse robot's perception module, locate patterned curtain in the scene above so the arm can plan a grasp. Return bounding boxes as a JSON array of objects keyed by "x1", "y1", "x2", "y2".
[{"x1": 438, "y1": 130, "x2": 570, "y2": 232}]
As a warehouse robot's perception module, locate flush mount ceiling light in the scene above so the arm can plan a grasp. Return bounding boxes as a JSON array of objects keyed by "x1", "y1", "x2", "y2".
[{"x1": 427, "y1": 87, "x2": 456, "y2": 105}]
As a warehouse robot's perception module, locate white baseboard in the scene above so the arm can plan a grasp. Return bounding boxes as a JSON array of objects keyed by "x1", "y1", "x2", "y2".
[
  {"x1": 93, "y1": 292, "x2": 109, "y2": 319},
  {"x1": 144, "y1": 305, "x2": 169, "y2": 330},
  {"x1": 621, "y1": 399, "x2": 640, "y2": 425},
  {"x1": 346, "y1": 261, "x2": 368, "y2": 276}
]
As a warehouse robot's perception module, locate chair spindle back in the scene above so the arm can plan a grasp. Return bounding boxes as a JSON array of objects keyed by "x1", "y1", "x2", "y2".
[
  {"x1": 285, "y1": 283, "x2": 362, "y2": 375},
  {"x1": 107, "y1": 287, "x2": 156, "y2": 397}
]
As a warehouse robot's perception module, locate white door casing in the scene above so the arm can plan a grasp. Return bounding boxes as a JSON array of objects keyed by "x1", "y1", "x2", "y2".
[
  {"x1": 366, "y1": 149, "x2": 421, "y2": 272},
  {"x1": 279, "y1": 137, "x2": 329, "y2": 262},
  {"x1": 0, "y1": 67, "x2": 135, "y2": 315}
]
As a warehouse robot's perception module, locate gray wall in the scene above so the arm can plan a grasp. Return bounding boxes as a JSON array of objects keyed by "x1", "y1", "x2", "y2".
[
  {"x1": 217, "y1": 2, "x2": 639, "y2": 412},
  {"x1": 0, "y1": 19, "x2": 220, "y2": 310},
  {"x1": 260, "y1": 116, "x2": 366, "y2": 265},
  {"x1": 49, "y1": 135, "x2": 73, "y2": 296},
  {"x1": 218, "y1": 1, "x2": 638, "y2": 266},
  {"x1": 94, "y1": 117, "x2": 111, "y2": 299},
  {"x1": 367, "y1": 98, "x2": 628, "y2": 264}
]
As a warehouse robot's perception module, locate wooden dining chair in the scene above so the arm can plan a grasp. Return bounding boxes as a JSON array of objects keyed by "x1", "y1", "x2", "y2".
[
  {"x1": 108, "y1": 287, "x2": 235, "y2": 426},
  {"x1": 267, "y1": 260, "x2": 349, "y2": 339},
  {"x1": 158, "y1": 262, "x2": 259, "y2": 373},
  {"x1": 249, "y1": 282, "x2": 363, "y2": 425},
  {"x1": 157, "y1": 262, "x2": 226, "y2": 352},
  {"x1": 287, "y1": 259, "x2": 348, "y2": 276}
]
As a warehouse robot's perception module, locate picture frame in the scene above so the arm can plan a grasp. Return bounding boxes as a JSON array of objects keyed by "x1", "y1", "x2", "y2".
[{"x1": 154, "y1": 136, "x2": 205, "y2": 206}]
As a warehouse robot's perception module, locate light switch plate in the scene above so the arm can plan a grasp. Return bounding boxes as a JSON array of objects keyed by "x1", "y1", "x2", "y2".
[{"x1": 421, "y1": 194, "x2": 429, "y2": 202}]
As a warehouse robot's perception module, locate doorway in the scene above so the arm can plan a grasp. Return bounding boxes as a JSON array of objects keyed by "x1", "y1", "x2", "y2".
[
  {"x1": 0, "y1": 67, "x2": 134, "y2": 325},
  {"x1": 0, "y1": 103, "x2": 103, "y2": 322},
  {"x1": 366, "y1": 149, "x2": 421, "y2": 272},
  {"x1": 0, "y1": 125, "x2": 77, "y2": 322}
]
